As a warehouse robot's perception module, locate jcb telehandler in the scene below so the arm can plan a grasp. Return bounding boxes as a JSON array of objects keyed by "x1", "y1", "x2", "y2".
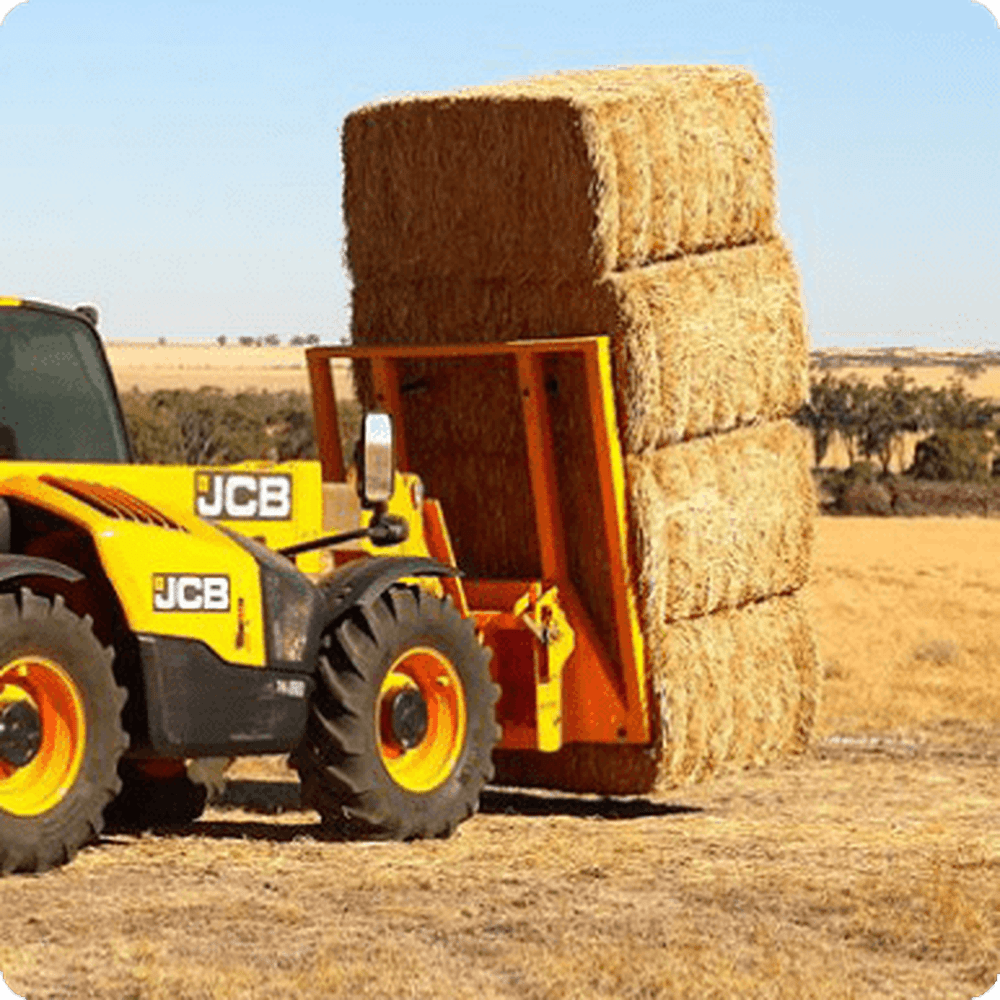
[{"x1": 0, "y1": 297, "x2": 500, "y2": 873}]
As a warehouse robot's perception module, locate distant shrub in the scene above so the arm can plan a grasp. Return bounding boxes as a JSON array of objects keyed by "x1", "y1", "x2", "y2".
[
  {"x1": 838, "y1": 481, "x2": 893, "y2": 516},
  {"x1": 909, "y1": 429, "x2": 994, "y2": 483},
  {"x1": 121, "y1": 388, "x2": 361, "y2": 466},
  {"x1": 217, "y1": 335, "x2": 227, "y2": 347},
  {"x1": 815, "y1": 461, "x2": 890, "y2": 514},
  {"x1": 845, "y1": 461, "x2": 879, "y2": 484}
]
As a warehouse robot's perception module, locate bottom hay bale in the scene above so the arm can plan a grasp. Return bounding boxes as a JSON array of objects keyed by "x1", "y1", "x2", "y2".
[{"x1": 491, "y1": 590, "x2": 819, "y2": 796}]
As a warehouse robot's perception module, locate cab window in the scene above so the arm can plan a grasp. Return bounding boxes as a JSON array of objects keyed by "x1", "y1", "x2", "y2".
[{"x1": 0, "y1": 308, "x2": 130, "y2": 463}]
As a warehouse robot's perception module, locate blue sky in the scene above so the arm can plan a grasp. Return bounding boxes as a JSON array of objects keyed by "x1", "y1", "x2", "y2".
[{"x1": 0, "y1": 0, "x2": 997, "y2": 350}]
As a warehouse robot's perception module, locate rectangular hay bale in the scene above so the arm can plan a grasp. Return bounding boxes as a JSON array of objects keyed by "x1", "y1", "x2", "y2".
[
  {"x1": 628, "y1": 420, "x2": 815, "y2": 625},
  {"x1": 344, "y1": 65, "x2": 776, "y2": 285},
  {"x1": 352, "y1": 239, "x2": 808, "y2": 453},
  {"x1": 492, "y1": 590, "x2": 820, "y2": 795}
]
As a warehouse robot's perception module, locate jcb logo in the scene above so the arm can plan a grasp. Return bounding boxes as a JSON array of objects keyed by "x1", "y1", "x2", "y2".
[
  {"x1": 195, "y1": 473, "x2": 292, "y2": 521},
  {"x1": 153, "y1": 574, "x2": 231, "y2": 612}
]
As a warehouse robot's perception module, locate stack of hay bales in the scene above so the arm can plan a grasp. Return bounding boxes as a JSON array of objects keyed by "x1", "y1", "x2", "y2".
[{"x1": 343, "y1": 65, "x2": 819, "y2": 795}]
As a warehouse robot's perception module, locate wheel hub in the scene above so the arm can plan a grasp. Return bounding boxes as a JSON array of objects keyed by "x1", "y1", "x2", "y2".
[
  {"x1": 0, "y1": 655, "x2": 88, "y2": 817},
  {"x1": 0, "y1": 700, "x2": 42, "y2": 768},
  {"x1": 376, "y1": 646, "x2": 467, "y2": 794},
  {"x1": 390, "y1": 688, "x2": 429, "y2": 750}
]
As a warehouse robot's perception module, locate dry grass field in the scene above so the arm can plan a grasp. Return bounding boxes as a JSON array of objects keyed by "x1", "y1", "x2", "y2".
[
  {"x1": 104, "y1": 343, "x2": 353, "y2": 398},
  {"x1": 1, "y1": 517, "x2": 999, "y2": 999}
]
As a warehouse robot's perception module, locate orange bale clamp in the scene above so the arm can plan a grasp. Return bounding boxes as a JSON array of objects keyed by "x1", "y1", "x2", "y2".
[{"x1": 306, "y1": 337, "x2": 651, "y2": 755}]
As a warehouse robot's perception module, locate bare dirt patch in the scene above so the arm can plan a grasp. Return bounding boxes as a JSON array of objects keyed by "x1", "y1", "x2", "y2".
[{"x1": 2, "y1": 521, "x2": 999, "y2": 999}]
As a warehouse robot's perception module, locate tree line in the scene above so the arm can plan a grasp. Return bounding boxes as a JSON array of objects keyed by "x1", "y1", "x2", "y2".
[
  {"x1": 121, "y1": 388, "x2": 360, "y2": 466},
  {"x1": 120, "y1": 369, "x2": 1000, "y2": 484},
  {"x1": 795, "y1": 369, "x2": 1000, "y2": 482},
  {"x1": 152, "y1": 334, "x2": 323, "y2": 347}
]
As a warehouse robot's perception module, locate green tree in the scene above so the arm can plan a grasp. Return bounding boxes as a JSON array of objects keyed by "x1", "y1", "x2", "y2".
[
  {"x1": 928, "y1": 376, "x2": 999, "y2": 431},
  {"x1": 797, "y1": 372, "x2": 870, "y2": 467},
  {"x1": 910, "y1": 428, "x2": 994, "y2": 483},
  {"x1": 858, "y1": 370, "x2": 930, "y2": 475},
  {"x1": 830, "y1": 376, "x2": 876, "y2": 467}
]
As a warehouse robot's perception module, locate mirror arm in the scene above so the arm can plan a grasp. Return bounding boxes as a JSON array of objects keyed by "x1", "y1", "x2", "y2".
[{"x1": 276, "y1": 510, "x2": 409, "y2": 559}]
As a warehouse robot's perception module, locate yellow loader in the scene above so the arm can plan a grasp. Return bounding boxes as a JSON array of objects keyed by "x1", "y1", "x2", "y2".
[
  {"x1": 0, "y1": 297, "x2": 499, "y2": 873},
  {"x1": 1, "y1": 295, "x2": 813, "y2": 876}
]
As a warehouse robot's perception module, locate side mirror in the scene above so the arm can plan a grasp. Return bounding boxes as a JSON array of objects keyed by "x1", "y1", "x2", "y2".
[{"x1": 359, "y1": 412, "x2": 395, "y2": 507}]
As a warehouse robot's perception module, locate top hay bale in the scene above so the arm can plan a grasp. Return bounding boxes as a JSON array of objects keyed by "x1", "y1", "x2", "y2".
[{"x1": 343, "y1": 65, "x2": 776, "y2": 285}]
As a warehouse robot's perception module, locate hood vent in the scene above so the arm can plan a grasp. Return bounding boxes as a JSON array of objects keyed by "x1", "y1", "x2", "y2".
[{"x1": 39, "y1": 476, "x2": 188, "y2": 532}]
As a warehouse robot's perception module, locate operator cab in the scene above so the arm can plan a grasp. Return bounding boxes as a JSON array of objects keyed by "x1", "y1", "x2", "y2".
[{"x1": 0, "y1": 298, "x2": 131, "y2": 463}]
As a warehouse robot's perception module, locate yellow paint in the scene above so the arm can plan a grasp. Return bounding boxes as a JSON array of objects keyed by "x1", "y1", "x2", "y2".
[
  {"x1": 590, "y1": 338, "x2": 650, "y2": 738},
  {"x1": 0, "y1": 656, "x2": 86, "y2": 817},
  {"x1": 0, "y1": 470, "x2": 266, "y2": 666},
  {"x1": 359, "y1": 472, "x2": 432, "y2": 559},
  {"x1": 186, "y1": 459, "x2": 327, "y2": 575},
  {"x1": 515, "y1": 585, "x2": 575, "y2": 752},
  {"x1": 4, "y1": 456, "x2": 329, "y2": 560},
  {"x1": 376, "y1": 646, "x2": 467, "y2": 793},
  {"x1": 0, "y1": 297, "x2": 23, "y2": 307}
]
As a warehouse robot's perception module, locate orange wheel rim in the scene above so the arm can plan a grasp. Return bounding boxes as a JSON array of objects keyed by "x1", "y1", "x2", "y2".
[
  {"x1": 376, "y1": 647, "x2": 466, "y2": 793},
  {"x1": 0, "y1": 656, "x2": 86, "y2": 817}
]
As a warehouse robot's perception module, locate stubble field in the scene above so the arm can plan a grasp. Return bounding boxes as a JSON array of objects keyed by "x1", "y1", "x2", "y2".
[
  {"x1": 1, "y1": 354, "x2": 998, "y2": 999},
  {"x1": 103, "y1": 343, "x2": 350, "y2": 397},
  {"x1": 3, "y1": 519, "x2": 999, "y2": 999}
]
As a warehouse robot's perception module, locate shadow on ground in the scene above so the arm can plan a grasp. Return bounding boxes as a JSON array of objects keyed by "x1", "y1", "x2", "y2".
[
  {"x1": 480, "y1": 788, "x2": 701, "y2": 820},
  {"x1": 211, "y1": 778, "x2": 701, "y2": 821},
  {"x1": 97, "y1": 780, "x2": 701, "y2": 849},
  {"x1": 215, "y1": 779, "x2": 303, "y2": 815}
]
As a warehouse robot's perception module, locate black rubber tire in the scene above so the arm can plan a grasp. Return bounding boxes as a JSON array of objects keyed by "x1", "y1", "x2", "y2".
[
  {"x1": 103, "y1": 763, "x2": 208, "y2": 831},
  {"x1": 292, "y1": 584, "x2": 500, "y2": 840},
  {"x1": 0, "y1": 589, "x2": 129, "y2": 874}
]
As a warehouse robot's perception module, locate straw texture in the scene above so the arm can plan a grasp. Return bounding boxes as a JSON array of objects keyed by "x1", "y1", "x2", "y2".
[
  {"x1": 353, "y1": 239, "x2": 807, "y2": 453},
  {"x1": 342, "y1": 64, "x2": 819, "y2": 796},
  {"x1": 344, "y1": 65, "x2": 776, "y2": 284},
  {"x1": 629, "y1": 420, "x2": 815, "y2": 625},
  {"x1": 492, "y1": 590, "x2": 820, "y2": 795}
]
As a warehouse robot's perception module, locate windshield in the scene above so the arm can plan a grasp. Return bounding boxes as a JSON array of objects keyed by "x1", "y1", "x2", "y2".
[{"x1": 0, "y1": 306, "x2": 131, "y2": 463}]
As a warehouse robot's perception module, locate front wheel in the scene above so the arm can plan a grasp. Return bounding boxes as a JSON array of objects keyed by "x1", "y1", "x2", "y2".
[{"x1": 292, "y1": 584, "x2": 499, "y2": 840}]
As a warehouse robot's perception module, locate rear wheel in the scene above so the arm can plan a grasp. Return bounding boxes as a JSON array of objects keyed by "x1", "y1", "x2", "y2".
[
  {"x1": 292, "y1": 584, "x2": 499, "y2": 840},
  {"x1": 0, "y1": 589, "x2": 128, "y2": 874}
]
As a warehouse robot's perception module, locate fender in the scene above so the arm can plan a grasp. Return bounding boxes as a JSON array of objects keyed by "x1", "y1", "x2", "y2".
[
  {"x1": 321, "y1": 556, "x2": 460, "y2": 623},
  {"x1": 0, "y1": 553, "x2": 85, "y2": 588}
]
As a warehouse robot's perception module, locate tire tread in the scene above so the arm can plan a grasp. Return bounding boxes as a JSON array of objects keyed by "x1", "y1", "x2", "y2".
[{"x1": 295, "y1": 584, "x2": 497, "y2": 841}]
